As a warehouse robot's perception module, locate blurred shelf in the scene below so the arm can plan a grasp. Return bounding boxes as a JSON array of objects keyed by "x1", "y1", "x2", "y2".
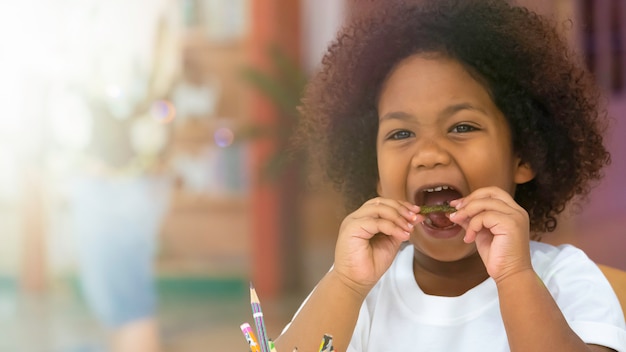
[{"x1": 158, "y1": 191, "x2": 251, "y2": 278}]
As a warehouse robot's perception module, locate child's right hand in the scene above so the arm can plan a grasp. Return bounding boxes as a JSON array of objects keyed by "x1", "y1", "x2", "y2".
[{"x1": 332, "y1": 197, "x2": 423, "y2": 297}]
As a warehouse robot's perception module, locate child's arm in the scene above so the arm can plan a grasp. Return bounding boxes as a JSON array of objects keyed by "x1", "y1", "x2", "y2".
[
  {"x1": 275, "y1": 197, "x2": 421, "y2": 352},
  {"x1": 496, "y1": 269, "x2": 615, "y2": 351},
  {"x1": 449, "y1": 187, "x2": 613, "y2": 351},
  {"x1": 274, "y1": 269, "x2": 366, "y2": 352}
]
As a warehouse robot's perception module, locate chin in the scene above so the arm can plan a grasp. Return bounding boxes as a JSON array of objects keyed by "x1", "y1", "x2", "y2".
[{"x1": 411, "y1": 237, "x2": 477, "y2": 263}]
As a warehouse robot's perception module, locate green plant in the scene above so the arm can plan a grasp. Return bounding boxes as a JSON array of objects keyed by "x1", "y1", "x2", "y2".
[
  {"x1": 240, "y1": 43, "x2": 309, "y2": 292},
  {"x1": 239, "y1": 43, "x2": 308, "y2": 181}
]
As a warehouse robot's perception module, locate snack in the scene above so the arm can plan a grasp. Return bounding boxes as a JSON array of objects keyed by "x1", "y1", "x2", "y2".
[{"x1": 418, "y1": 204, "x2": 456, "y2": 214}]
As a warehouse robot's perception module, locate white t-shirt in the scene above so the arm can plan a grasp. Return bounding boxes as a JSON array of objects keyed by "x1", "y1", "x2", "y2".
[
  {"x1": 284, "y1": 241, "x2": 626, "y2": 351},
  {"x1": 346, "y1": 241, "x2": 626, "y2": 351}
]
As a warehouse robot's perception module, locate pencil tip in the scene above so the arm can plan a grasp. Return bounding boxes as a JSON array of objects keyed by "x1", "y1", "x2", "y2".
[{"x1": 250, "y1": 281, "x2": 254, "y2": 290}]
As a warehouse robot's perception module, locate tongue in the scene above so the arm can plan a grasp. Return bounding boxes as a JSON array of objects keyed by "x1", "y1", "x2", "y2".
[
  {"x1": 427, "y1": 212, "x2": 454, "y2": 228},
  {"x1": 423, "y1": 188, "x2": 461, "y2": 205}
]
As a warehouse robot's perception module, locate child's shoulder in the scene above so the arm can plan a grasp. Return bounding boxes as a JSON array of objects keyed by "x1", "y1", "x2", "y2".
[
  {"x1": 530, "y1": 240, "x2": 588, "y2": 260},
  {"x1": 529, "y1": 241, "x2": 602, "y2": 281}
]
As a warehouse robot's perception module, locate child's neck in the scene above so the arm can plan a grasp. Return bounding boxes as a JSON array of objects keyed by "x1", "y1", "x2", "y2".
[{"x1": 413, "y1": 252, "x2": 489, "y2": 297}]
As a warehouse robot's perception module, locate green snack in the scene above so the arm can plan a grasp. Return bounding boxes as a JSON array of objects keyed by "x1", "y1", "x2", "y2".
[{"x1": 419, "y1": 204, "x2": 456, "y2": 214}]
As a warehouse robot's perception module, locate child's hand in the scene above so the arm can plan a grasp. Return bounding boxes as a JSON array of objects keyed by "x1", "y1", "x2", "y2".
[
  {"x1": 448, "y1": 187, "x2": 533, "y2": 283},
  {"x1": 333, "y1": 197, "x2": 422, "y2": 297}
]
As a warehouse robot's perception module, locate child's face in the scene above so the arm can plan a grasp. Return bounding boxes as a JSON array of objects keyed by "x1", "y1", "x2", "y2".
[{"x1": 376, "y1": 53, "x2": 533, "y2": 262}]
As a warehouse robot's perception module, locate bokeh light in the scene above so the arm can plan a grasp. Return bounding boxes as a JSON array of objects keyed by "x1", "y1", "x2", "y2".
[
  {"x1": 150, "y1": 99, "x2": 176, "y2": 124},
  {"x1": 214, "y1": 127, "x2": 235, "y2": 148}
]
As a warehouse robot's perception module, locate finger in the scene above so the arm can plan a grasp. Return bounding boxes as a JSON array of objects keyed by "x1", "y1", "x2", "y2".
[
  {"x1": 473, "y1": 229, "x2": 495, "y2": 257},
  {"x1": 451, "y1": 197, "x2": 517, "y2": 221},
  {"x1": 351, "y1": 217, "x2": 411, "y2": 241},
  {"x1": 451, "y1": 186, "x2": 518, "y2": 210},
  {"x1": 399, "y1": 200, "x2": 421, "y2": 215},
  {"x1": 355, "y1": 198, "x2": 419, "y2": 232},
  {"x1": 363, "y1": 197, "x2": 420, "y2": 221},
  {"x1": 462, "y1": 210, "x2": 520, "y2": 243},
  {"x1": 460, "y1": 212, "x2": 490, "y2": 244}
]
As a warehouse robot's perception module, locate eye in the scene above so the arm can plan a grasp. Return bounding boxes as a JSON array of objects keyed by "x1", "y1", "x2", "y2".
[
  {"x1": 389, "y1": 130, "x2": 414, "y2": 140},
  {"x1": 450, "y1": 123, "x2": 478, "y2": 133}
]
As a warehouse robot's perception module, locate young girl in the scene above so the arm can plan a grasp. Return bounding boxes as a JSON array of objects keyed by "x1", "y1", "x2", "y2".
[{"x1": 276, "y1": 0, "x2": 626, "y2": 351}]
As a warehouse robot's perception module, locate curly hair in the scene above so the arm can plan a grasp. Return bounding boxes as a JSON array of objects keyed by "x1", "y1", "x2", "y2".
[{"x1": 298, "y1": 0, "x2": 610, "y2": 233}]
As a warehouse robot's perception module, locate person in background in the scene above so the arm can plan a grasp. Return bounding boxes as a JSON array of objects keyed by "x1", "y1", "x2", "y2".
[
  {"x1": 276, "y1": 0, "x2": 626, "y2": 351},
  {"x1": 69, "y1": 112, "x2": 172, "y2": 352},
  {"x1": 66, "y1": 0, "x2": 180, "y2": 351}
]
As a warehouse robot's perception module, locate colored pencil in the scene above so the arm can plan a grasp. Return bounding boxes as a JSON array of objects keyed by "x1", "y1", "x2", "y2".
[
  {"x1": 318, "y1": 333, "x2": 333, "y2": 352},
  {"x1": 240, "y1": 322, "x2": 262, "y2": 352},
  {"x1": 250, "y1": 282, "x2": 271, "y2": 352},
  {"x1": 268, "y1": 339, "x2": 278, "y2": 352}
]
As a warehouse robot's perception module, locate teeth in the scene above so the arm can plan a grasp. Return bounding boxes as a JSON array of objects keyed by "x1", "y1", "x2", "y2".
[{"x1": 423, "y1": 185, "x2": 451, "y2": 193}]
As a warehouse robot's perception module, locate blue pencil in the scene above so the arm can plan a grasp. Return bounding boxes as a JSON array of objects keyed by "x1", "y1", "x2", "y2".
[{"x1": 250, "y1": 282, "x2": 271, "y2": 352}]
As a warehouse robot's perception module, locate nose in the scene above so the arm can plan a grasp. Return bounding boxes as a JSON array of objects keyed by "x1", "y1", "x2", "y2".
[{"x1": 411, "y1": 138, "x2": 451, "y2": 169}]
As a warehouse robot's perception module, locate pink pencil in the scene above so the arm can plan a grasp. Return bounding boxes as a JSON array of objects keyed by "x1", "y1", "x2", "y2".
[{"x1": 240, "y1": 322, "x2": 262, "y2": 352}]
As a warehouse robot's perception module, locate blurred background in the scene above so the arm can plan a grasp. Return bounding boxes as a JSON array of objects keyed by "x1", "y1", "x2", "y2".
[{"x1": 0, "y1": 0, "x2": 624, "y2": 351}]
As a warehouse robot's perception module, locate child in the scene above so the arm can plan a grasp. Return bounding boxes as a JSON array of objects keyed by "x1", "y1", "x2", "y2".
[{"x1": 275, "y1": 0, "x2": 626, "y2": 351}]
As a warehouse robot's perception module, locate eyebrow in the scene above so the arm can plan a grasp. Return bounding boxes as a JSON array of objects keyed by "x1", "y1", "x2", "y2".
[
  {"x1": 440, "y1": 102, "x2": 488, "y2": 118},
  {"x1": 379, "y1": 102, "x2": 488, "y2": 122},
  {"x1": 379, "y1": 111, "x2": 414, "y2": 122}
]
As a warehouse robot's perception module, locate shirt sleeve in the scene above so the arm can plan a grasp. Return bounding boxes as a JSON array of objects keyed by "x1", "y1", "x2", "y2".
[{"x1": 541, "y1": 245, "x2": 626, "y2": 351}]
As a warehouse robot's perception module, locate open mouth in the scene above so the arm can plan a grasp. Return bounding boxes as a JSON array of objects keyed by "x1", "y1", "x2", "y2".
[{"x1": 415, "y1": 185, "x2": 461, "y2": 229}]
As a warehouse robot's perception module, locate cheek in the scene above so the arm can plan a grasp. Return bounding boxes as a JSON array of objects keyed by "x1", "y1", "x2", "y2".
[
  {"x1": 459, "y1": 149, "x2": 516, "y2": 188},
  {"x1": 376, "y1": 152, "x2": 406, "y2": 195}
]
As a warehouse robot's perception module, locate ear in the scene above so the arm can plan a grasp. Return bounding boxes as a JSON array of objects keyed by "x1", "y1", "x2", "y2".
[{"x1": 513, "y1": 158, "x2": 535, "y2": 184}]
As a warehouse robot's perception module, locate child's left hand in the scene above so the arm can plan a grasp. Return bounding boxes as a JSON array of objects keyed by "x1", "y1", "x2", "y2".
[{"x1": 448, "y1": 186, "x2": 533, "y2": 283}]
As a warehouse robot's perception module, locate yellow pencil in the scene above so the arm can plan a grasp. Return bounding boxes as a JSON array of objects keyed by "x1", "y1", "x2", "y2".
[
  {"x1": 240, "y1": 322, "x2": 262, "y2": 352},
  {"x1": 318, "y1": 333, "x2": 333, "y2": 352}
]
